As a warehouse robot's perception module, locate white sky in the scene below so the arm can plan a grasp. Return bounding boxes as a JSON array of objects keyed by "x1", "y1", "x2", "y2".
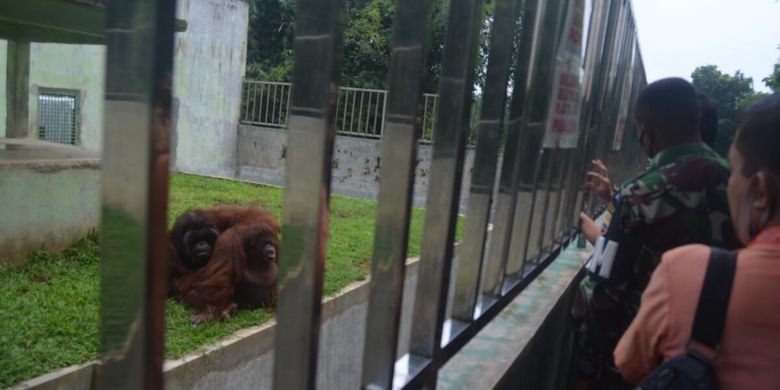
[{"x1": 632, "y1": 0, "x2": 780, "y2": 93}]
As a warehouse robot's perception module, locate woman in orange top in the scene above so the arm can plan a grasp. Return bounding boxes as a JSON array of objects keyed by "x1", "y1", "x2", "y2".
[{"x1": 614, "y1": 93, "x2": 780, "y2": 389}]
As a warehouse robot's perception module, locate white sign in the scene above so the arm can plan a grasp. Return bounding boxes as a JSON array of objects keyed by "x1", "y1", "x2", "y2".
[{"x1": 543, "y1": 0, "x2": 585, "y2": 149}]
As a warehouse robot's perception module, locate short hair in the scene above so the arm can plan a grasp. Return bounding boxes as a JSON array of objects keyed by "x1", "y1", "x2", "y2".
[
  {"x1": 636, "y1": 78, "x2": 701, "y2": 138},
  {"x1": 735, "y1": 94, "x2": 780, "y2": 176},
  {"x1": 697, "y1": 92, "x2": 718, "y2": 147}
]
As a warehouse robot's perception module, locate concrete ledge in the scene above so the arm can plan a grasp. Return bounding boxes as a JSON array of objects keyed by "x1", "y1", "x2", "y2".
[
  {"x1": 438, "y1": 240, "x2": 592, "y2": 390},
  {"x1": 13, "y1": 258, "x2": 420, "y2": 390},
  {"x1": 0, "y1": 138, "x2": 101, "y2": 264},
  {"x1": 9, "y1": 362, "x2": 96, "y2": 390}
]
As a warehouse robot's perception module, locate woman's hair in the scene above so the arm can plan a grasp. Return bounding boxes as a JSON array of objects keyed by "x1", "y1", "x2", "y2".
[
  {"x1": 735, "y1": 94, "x2": 780, "y2": 230},
  {"x1": 735, "y1": 94, "x2": 780, "y2": 176}
]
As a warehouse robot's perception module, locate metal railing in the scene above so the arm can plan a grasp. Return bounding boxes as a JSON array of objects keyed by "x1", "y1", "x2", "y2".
[
  {"x1": 242, "y1": 80, "x2": 292, "y2": 128},
  {"x1": 91, "y1": 0, "x2": 646, "y2": 389},
  {"x1": 241, "y1": 81, "x2": 447, "y2": 143}
]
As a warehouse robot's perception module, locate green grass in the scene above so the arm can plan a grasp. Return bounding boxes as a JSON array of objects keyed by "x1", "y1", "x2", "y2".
[{"x1": 0, "y1": 173, "x2": 463, "y2": 387}]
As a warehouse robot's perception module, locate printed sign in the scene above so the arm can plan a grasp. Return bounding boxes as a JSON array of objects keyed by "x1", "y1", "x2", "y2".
[{"x1": 543, "y1": 0, "x2": 585, "y2": 149}]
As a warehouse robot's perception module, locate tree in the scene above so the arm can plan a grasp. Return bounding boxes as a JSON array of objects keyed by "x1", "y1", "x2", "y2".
[
  {"x1": 763, "y1": 62, "x2": 780, "y2": 93},
  {"x1": 243, "y1": 0, "x2": 496, "y2": 94},
  {"x1": 691, "y1": 65, "x2": 755, "y2": 156},
  {"x1": 245, "y1": 0, "x2": 296, "y2": 80}
]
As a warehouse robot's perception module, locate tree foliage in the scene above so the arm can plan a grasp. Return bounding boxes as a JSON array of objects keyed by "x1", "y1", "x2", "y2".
[
  {"x1": 691, "y1": 65, "x2": 756, "y2": 156},
  {"x1": 244, "y1": 0, "x2": 499, "y2": 94},
  {"x1": 764, "y1": 62, "x2": 780, "y2": 93}
]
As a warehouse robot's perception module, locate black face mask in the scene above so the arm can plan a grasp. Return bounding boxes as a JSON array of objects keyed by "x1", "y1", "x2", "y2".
[{"x1": 639, "y1": 128, "x2": 656, "y2": 158}]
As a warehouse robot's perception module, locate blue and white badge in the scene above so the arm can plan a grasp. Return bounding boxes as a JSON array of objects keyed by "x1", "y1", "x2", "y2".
[{"x1": 586, "y1": 193, "x2": 626, "y2": 281}]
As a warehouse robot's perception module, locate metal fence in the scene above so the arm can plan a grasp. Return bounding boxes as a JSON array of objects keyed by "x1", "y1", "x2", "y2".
[
  {"x1": 241, "y1": 82, "x2": 448, "y2": 143},
  {"x1": 242, "y1": 80, "x2": 292, "y2": 128},
  {"x1": 93, "y1": 0, "x2": 646, "y2": 389}
]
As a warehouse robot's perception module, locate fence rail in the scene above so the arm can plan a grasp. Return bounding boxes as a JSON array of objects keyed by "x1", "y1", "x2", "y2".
[{"x1": 241, "y1": 81, "x2": 450, "y2": 143}]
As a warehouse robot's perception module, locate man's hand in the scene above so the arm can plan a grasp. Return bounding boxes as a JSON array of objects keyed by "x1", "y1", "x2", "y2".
[{"x1": 585, "y1": 159, "x2": 613, "y2": 204}]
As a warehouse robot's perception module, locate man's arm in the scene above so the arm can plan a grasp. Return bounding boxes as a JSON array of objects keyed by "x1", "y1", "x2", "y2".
[{"x1": 579, "y1": 212, "x2": 601, "y2": 245}]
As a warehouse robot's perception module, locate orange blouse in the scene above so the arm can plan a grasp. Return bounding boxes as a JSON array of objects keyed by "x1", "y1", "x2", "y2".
[{"x1": 614, "y1": 227, "x2": 780, "y2": 389}]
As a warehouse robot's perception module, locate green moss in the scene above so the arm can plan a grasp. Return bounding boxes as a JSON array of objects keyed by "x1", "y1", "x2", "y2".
[{"x1": 0, "y1": 173, "x2": 464, "y2": 387}]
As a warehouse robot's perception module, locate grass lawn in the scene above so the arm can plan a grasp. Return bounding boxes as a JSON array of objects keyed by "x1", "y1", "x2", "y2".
[{"x1": 0, "y1": 173, "x2": 462, "y2": 387}]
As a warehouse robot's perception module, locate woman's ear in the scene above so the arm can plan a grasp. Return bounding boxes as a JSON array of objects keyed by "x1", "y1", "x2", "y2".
[{"x1": 754, "y1": 171, "x2": 770, "y2": 210}]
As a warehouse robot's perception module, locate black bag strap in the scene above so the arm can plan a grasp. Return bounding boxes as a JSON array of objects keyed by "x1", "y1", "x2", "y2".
[{"x1": 689, "y1": 247, "x2": 738, "y2": 352}]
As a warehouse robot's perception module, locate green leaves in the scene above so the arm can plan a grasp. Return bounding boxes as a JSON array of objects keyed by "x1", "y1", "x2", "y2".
[{"x1": 692, "y1": 65, "x2": 757, "y2": 156}]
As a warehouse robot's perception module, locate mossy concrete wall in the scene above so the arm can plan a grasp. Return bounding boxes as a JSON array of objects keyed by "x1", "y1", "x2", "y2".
[
  {"x1": 0, "y1": 139, "x2": 100, "y2": 264},
  {"x1": 171, "y1": 0, "x2": 248, "y2": 178},
  {"x1": 237, "y1": 125, "x2": 504, "y2": 213}
]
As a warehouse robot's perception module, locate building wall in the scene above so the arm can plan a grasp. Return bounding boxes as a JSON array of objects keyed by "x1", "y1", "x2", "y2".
[
  {"x1": 172, "y1": 0, "x2": 249, "y2": 178},
  {"x1": 1, "y1": 0, "x2": 249, "y2": 169},
  {"x1": 0, "y1": 39, "x2": 105, "y2": 148},
  {"x1": 28, "y1": 43, "x2": 106, "y2": 150}
]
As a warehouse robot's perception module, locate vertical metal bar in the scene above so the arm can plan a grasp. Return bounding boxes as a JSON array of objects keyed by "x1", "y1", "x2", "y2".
[
  {"x1": 357, "y1": 89, "x2": 366, "y2": 134},
  {"x1": 350, "y1": 88, "x2": 357, "y2": 132},
  {"x1": 339, "y1": 89, "x2": 348, "y2": 132},
  {"x1": 242, "y1": 81, "x2": 249, "y2": 122},
  {"x1": 361, "y1": 1, "x2": 434, "y2": 387},
  {"x1": 271, "y1": 83, "x2": 278, "y2": 124},
  {"x1": 480, "y1": 0, "x2": 543, "y2": 296},
  {"x1": 450, "y1": 0, "x2": 522, "y2": 322},
  {"x1": 552, "y1": 148, "x2": 573, "y2": 239},
  {"x1": 380, "y1": 90, "x2": 388, "y2": 136},
  {"x1": 265, "y1": 83, "x2": 273, "y2": 124},
  {"x1": 257, "y1": 82, "x2": 265, "y2": 123},
  {"x1": 279, "y1": 83, "x2": 286, "y2": 125},
  {"x1": 272, "y1": 0, "x2": 345, "y2": 387},
  {"x1": 285, "y1": 83, "x2": 292, "y2": 127},
  {"x1": 537, "y1": 148, "x2": 558, "y2": 257},
  {"x1": 503, "y1": 0, "x2": 568, "y2": 276},
  {"x1": 408, "y1": 0, "x2": 485, "y2": 385},
  {"x1": 374, "y1": 91, "x2": 380, "y2": 136},
  {"x1": 422, "y1": 94, "x2": 430, "y2": 140},
  {"x1": 96, "y1": 0, "x2": 175, "y2": 387},
  {"x1": 255, "y1": 82, "x2": 263, "y2": 123}
]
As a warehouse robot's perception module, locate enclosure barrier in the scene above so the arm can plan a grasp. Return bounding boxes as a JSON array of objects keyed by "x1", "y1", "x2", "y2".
[
  {"x1": 241, "y1": 82, "x2": 449, "y2": 144},
  {"x1": 93, "y1": 0, "x2": 646, "y2": 388}
]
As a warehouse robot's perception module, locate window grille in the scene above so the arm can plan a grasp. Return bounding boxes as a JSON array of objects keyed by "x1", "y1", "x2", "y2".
[{"x1": 38, "y1": 90, "x2": 79, "y2": 145}]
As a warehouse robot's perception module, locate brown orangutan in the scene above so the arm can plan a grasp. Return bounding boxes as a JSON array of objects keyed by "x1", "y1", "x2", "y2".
[{"x1": 168, "y1": 206, "x2": 280, "y2": 323}]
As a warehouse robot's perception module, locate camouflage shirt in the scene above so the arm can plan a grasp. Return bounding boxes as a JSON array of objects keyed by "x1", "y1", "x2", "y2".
[{"x1": 572, "y1": 142, "x2": 740, "y2": 387}]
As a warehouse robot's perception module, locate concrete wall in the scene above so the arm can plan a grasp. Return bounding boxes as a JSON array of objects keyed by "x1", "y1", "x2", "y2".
[
  {"x1": 0, "y1": 139, "x2": 101, "y2": 264},
  {"x1": 172, "y1": 0, "x2": 249, "y2": 178},
  {"x1": 28, "y1": 43, "x2": 106, "y2": 150},
  {"x1": 238, "y1": 125, "x2": 498, "y2": 212},
  {"x1": 0, "y1": 39, "x2": 105, "y2": 147}
]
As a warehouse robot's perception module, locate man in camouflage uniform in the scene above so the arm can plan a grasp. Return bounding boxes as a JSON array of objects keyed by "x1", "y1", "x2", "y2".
[{"x1": 571, "y1": 78, "x2": 741, "y2": 389}]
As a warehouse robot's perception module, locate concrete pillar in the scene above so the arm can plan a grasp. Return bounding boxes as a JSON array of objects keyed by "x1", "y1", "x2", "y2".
[{"x1": 5, "y1": 40, "x2": 31, "y2": 138}]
